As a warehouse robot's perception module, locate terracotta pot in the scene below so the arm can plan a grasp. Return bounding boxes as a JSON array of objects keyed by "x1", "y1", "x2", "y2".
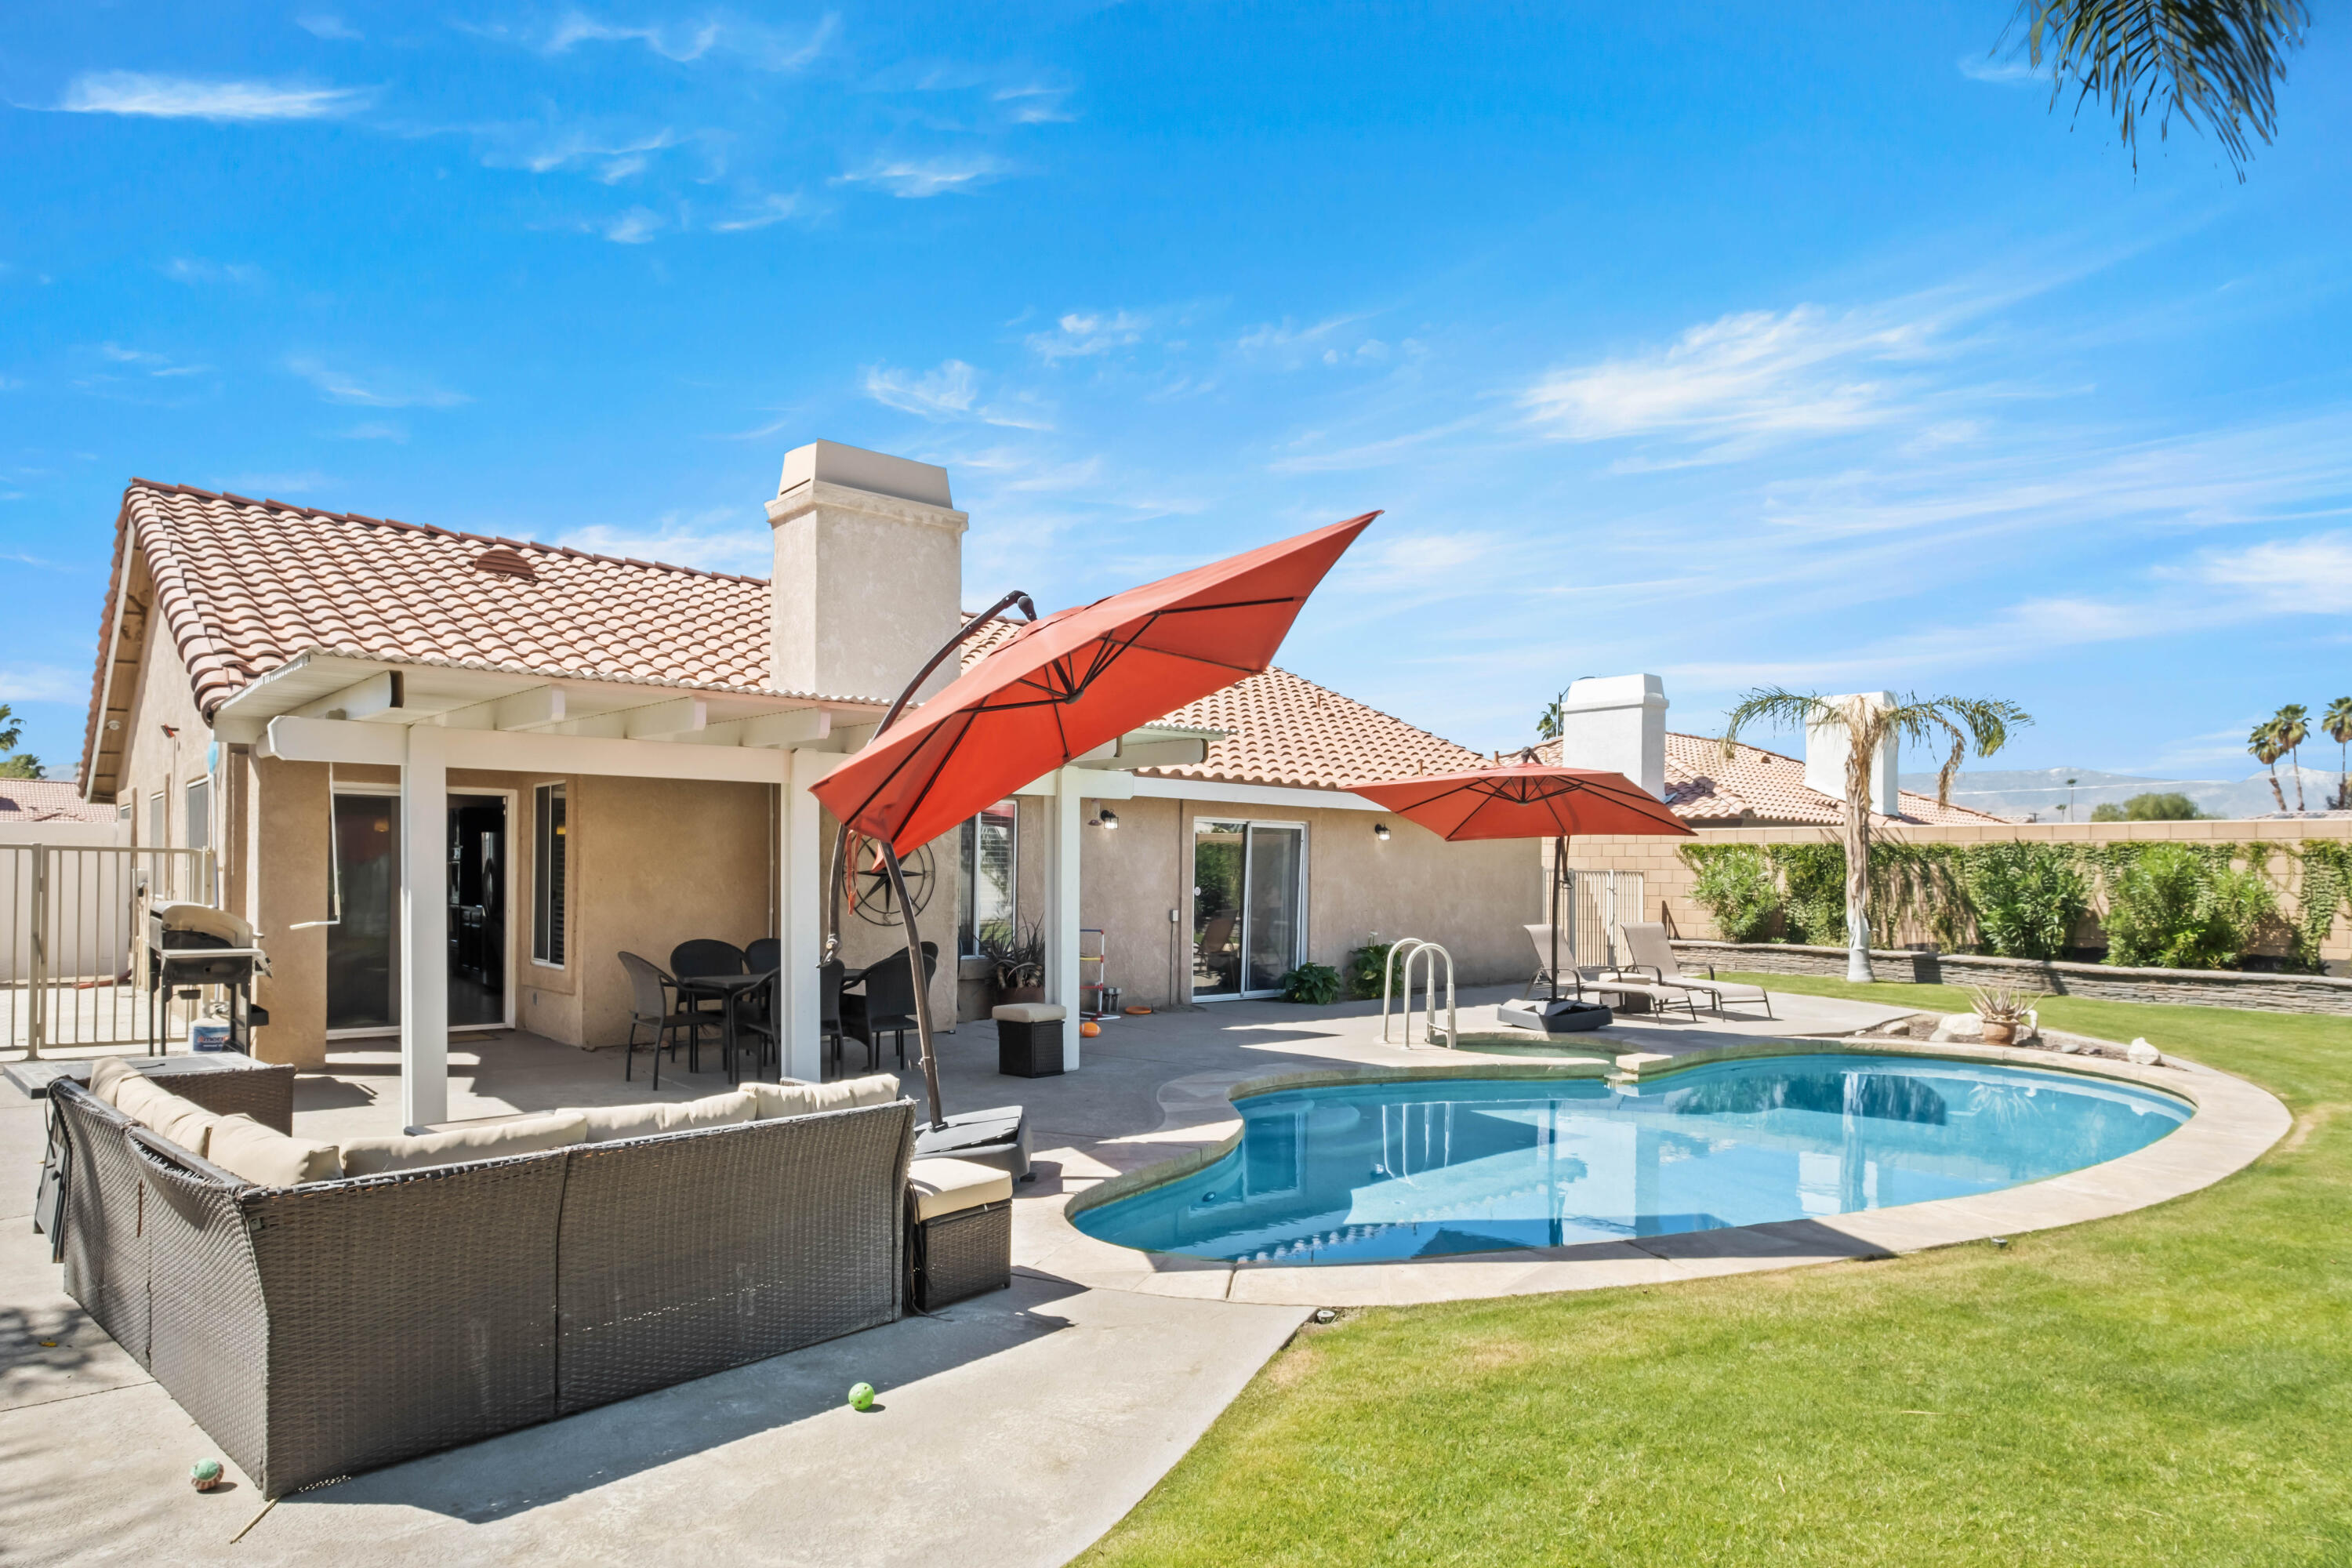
[
  {"x1": 1980, "y1": 1018, "x2": 2018, "y2": 1047},
  {"x1": 996, "y1": 983, "x2": 1046, "y2": 1007}
]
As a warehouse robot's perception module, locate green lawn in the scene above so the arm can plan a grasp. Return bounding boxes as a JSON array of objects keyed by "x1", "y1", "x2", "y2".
[{"x1": 1080, "y1": 987, "x2": 2352, "y2": 1566}]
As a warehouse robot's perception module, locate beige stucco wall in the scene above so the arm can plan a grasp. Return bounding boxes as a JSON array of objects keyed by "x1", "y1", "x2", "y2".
[{"x1": 1564, "y1": 817, "x2": 2352, "y2": 963}]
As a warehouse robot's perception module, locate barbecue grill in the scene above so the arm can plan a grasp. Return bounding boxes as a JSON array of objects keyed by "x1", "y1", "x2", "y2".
[{"x1": 147, "y1": 902, "x2": 269, "y2": 1054}]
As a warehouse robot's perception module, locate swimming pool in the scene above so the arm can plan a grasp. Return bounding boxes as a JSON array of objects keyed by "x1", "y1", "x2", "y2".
[{"x1": 1072, "y1": 1054, "x2": 2190, "y2": 1265}]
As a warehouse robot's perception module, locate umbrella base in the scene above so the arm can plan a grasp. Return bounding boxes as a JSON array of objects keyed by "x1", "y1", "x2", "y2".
[
  {"x1": 1497, "y1": 997, "x2": 1615, "y2": 1035},
  {"x1": 913, "y1": 1105, "x2": 1034, "y2": 1182}
]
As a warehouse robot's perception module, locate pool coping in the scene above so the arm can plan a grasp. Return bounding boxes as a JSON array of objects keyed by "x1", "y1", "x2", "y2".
[{"x1": 1018, "y1": 1037, "x2": 2292, "y2": 1308}]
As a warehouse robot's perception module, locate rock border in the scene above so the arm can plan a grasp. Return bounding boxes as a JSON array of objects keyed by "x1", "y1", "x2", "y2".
[{"x1": 1018, "y1": 1039, "x2": 2291, "y2": 1309}]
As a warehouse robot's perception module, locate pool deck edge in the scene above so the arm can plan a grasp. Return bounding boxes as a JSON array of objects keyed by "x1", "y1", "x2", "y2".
[{"x1": 1017, "y1": 1039, "x2": 2294, "y2": 1310}]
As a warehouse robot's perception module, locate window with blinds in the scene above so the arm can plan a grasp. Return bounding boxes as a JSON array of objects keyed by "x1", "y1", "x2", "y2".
[{"x1": 533, "y1": 783, "x2": 567, "y2": 966}]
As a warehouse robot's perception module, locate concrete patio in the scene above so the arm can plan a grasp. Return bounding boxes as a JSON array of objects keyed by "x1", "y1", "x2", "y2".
[{"x1": 5, "y1": 981, "x2": 2145, "y2": 1566}]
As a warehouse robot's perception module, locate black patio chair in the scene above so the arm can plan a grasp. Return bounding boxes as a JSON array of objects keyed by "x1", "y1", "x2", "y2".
[
  {"x1": 734, "y1": 967, "x2": 782, "y2": 1082},
  {"x1": 618, "y1": 950, "x2": 709, "y2": 1088},
  {"x1": 670, "y1": 940, "x2": 747, "y2": 1073},
  {"x1": 841, "y1": 943, "x2": 937, "y2": 1072},
  {"x1": 819, "y1": 958, "x2": 847, "y2": 1077}
]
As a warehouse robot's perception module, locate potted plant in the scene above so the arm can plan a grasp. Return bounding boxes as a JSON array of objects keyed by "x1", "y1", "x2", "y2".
[
  {"x1": 1967, "y1": 984, "x2": 2042, "y2": 1047},
  {"x1": 976, "y1": 920, "x2": 1047, "y2": 1006}
]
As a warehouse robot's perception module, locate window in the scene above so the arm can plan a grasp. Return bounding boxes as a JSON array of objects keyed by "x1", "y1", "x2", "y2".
[
  {"x1": 184, "y1": 779, "x2": 210, "y2": 853},
  {"x1": 532, "y1": 784, "x2": 567, "y2": 966},
  {"x1": 957, "y1": 798, "x2": 1018, "y2": 957},
  {"x1": 148, "y1": 789, "x2": 165, "y2": 850},
  {"x1": 117, "y1": 802, "x2": 131, "y2": 822}
]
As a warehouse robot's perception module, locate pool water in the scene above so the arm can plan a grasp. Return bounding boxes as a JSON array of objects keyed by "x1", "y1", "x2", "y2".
[{"x1": 1073, "y1": 1054, "x2": 2190, "y2": 1265}]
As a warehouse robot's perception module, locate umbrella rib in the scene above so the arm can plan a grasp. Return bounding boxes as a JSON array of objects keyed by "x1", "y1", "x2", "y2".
[{"x1": 884, "y1": 711, "x2": 980, "y2": 846}]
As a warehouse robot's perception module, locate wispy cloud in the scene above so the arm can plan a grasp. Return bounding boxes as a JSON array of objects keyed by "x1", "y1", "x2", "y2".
[
  {"x1": 0, "y1": 665, "x2": 84, "y2": 703},
  {"x1": 1234, "y1": 314, "x2": 1381, "y2": 369},
  {"x1": 336, "y1": 421, "x2": 408, "y2": 442},
  {"x1": 710, "y1": 191, "x2": 804, "y2": 231},
  {"x1": 96, "y1": 343, "x2": 206, "y2": 378},
  {"x1": 296, "y1": 13, "x2": 361, "y2": 41},
  {"x1": 162, "y1": 257, "x2": 263, "y2": 285},
  {"x1": 286, "y1": 357, "x2": 469, "y2": 408},
  {"x1": 1026, "y1": 310, "x2": 1151, "y2": 362},
  {"x1": 993, "y1": 83, "x2": 1075, "y2": 124},
  {"x1": 862, "y1": 360, "x2": 1054, "y2": 429},
  {"x1": 1266, "y1": 417, "x2": 1480, "y2": 474},
  {"x1": 1519, "y1": 302, "x2": 1951, "y2": 457},
  {"x1": 838, "y1": 154, "x2": 1007, "y2": 198},
  {"x1": 561, "y1": 508, "x2": 769, "y2": 574},
  {"x1": 526, "y1": 11, "x2": 837, "y2": 70},
  {"x1": 1957, "y1": 53, "x2": 2046, "y2": 85},
  {"x1": 56, "y1": 71, "x2": 368, "y2": 121},
  {"x1": 602, "y1": 206, "x2": 663, "y2": 243}
]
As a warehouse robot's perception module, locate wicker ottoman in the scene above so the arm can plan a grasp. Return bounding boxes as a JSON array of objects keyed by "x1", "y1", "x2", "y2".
[
  {"x1": 993, "y1": 1002, "x2": 1065, "y2": 1077},
  {"x1": 906, "y1": 1157, "x2": 1014, "y2": 1310}
]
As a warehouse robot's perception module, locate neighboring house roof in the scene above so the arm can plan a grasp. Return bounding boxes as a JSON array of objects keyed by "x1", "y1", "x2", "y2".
[
  {"x1": 956, "y1": 614, "x2": 1484, "y2": 791},
  {"x1": 1530, "y1": 733, "x2": 2002, "y2": 826},
  {"x1": 82, "y1": 480, "x2": 786, "y2": 790},
  {"x1": 0, "y1": 779, "x2": 115, "y2": 823}
]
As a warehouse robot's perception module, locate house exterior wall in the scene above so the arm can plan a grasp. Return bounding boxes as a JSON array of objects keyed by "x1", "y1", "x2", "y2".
[{"x1": 1564, "y1": 816, "x2": 2352, "y2": 964}]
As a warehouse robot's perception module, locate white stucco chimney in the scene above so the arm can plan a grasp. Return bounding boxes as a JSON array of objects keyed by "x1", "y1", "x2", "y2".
[
  {"x1": 1555, "y1": 674, "x2": 1668, "y2": 799},
  {"x1": 764, "y1": 441, "x2": 968, "y2": 703},
  {"x1": 1803, "y1": 692, "x2": 1900, "y2": 816}
]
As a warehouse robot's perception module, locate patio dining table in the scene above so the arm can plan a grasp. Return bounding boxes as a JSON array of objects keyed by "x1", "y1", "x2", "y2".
[{"x1": 675, "y1": 971, "x2": 774, "y2": 1083}]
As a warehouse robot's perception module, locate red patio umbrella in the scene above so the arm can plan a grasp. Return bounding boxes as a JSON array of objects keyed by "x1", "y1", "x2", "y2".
[
  {"x1": 1349, "y1": 752, "x2": 1692, "y2": 1013},
  {"x1": 814, "y1": 510, "x2": 1377, "y2": 1123}
]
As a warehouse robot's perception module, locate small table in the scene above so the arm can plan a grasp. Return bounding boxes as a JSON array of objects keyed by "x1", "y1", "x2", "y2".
[{"x1": 675, "y1": 972, "x2": 771, "y2": 1083}]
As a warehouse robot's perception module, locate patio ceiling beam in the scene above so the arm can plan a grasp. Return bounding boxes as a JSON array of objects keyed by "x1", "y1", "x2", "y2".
[
  {"x1": 740, "y1": 708, "x2": 832, "y2": 749},
  {"x1": 289, "y1": 670, "x2": 405, "y2": 723},
  {"x1": 262, "y1": 713, "x2": 798, "y2": 783},
  {"x1": 435, "y1": 684, "x2": 572, "y2": 732},
  {"x1": 622, "y1": 695, "x2": 706, "y2": 740}
]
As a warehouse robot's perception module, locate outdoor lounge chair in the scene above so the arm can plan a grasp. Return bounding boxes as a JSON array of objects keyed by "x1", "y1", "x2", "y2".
[
  {"x1": 1608, "y1": 922, "x2": 1774, "y2": 1018},
  {"x1": 1520, "y1": 923, "x2": 1699, "y2": 1020}
]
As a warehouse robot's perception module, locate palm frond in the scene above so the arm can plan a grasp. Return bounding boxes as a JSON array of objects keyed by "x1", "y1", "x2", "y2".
[
  {"x1": 1719, "y1": 688, "x2": 1830, "y2": 767},
  {"x1": 2011, "y1": 0, "x2": 2309, "y2": 177}
]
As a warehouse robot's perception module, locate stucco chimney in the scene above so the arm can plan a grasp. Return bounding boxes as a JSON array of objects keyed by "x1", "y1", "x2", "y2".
[
  {"x1": 764, "y1": 441, "x2": 968, "y2": 703},
  {"x1": 1555, "y1": 674, "x2": 1668, "y2": 799},
  {"x1": 1803, "y1": 692, "x2": 1900, "y2": 816}
]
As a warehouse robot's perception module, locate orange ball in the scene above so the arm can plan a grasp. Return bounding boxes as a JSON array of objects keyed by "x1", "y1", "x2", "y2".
[{"x1": 1080, "y1": 1020, "x2": 1102, "y2": 1037}]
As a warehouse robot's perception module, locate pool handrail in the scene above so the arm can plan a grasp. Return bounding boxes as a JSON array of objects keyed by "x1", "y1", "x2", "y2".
[{"x1": 1381, "y1": 937, "x2": 1457, "y2": 1050}]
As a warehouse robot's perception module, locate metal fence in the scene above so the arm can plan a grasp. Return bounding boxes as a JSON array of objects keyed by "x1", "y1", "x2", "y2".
[
  {"x1": 2, "y1": 844, "x2": 219, "y2": 1058},
  {"x1": 1552, "y1": 868, "x2": 1647, "y2": 970}
]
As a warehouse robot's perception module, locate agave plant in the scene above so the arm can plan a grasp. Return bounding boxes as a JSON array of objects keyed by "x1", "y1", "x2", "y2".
[{"x1": 1967, "y1": 983, "x2": 2046, "y2": 1026}]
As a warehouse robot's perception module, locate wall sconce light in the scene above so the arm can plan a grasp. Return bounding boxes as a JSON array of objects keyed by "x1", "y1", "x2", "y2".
[
  {"x1": 1372, "y1": 821, "x2": 1391, "y2": 841},
  {"x1": 1090, "y1": 808, "x2": 1120, "y2": 830}
]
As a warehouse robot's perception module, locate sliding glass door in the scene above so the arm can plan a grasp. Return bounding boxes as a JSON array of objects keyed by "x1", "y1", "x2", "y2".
[{"x1": 1192, "y1": 818, "x2": 1307, "y2": 1000}]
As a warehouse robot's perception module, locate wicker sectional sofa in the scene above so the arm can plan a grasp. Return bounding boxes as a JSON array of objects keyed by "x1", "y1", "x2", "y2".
[{"x1": 47, "y1": 1068, "x2": 916, "y2": 1497}]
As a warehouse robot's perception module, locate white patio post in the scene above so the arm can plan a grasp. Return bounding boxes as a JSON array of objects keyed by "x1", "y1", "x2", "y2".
[
  {"x1": 776, "y1": 747, "x2": 829, "y2": 1082},
  {"x1": 399, "y1": 724, "x2": 448, "y2": 1128},
  {"x1": 1046, "y1": 767, "x2": 1085, "y2": 1070}
]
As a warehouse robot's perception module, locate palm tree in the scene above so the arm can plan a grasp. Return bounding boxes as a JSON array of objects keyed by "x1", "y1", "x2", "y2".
[
  {"x1": 2249, "y1": 719, "x2": 2288, "y2": 812},
  {"x1": 2274, "y1": 702, "x2": 2310, "y2": 811},
  {"x1": 2325, "y1": 696, "x2": 2352, "y2": 810},
  {"x1": 1722, "y1": 691, "x2": 2030, "y2": 983},
  {"x1": 1534, "y1": 689, "x2": 1569, "y2": 742},
  {"x1": 2002, "y1": 1, "x2": 2310, "y2": 178}
]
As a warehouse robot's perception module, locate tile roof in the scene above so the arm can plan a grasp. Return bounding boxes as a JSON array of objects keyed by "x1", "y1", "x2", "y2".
[
  {"x1": 957, "y1": 615, "x2": 1483, "y2": 791},
  {"x1": 1531, "y1": 733, "x2": 2001, "y2": 826},
  {"x1": 0, "y1": 779, "x2": 116, "y2": 823}
]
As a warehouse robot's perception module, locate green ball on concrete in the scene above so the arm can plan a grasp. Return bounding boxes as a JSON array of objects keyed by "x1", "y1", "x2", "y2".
[
  {"x1": 848, "y1": 1381, "x2": 876, "y2": 1411},
  {"x1": 191, "y1": 1458, "x2": 223, "y2": 1491}
]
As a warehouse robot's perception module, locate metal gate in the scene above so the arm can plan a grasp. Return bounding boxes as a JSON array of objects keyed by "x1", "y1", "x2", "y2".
[
  {"x1": 1552, "y1": 868, "x2": 1646, "y2": 971},
  {"x1": 2, "y1": 844, "x2": 219, "y2": 1058}
]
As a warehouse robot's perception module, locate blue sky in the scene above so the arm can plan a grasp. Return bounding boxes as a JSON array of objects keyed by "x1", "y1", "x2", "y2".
[{"x1": 4, "y1": 4, "x2": 2350, "y2": 785}]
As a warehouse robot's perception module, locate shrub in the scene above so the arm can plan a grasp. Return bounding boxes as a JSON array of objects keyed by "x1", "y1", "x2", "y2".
[
  {"x1": 1774, "y1": 844, "x2": 1848, "y2": 946},
  {"x1": 1278, "y1": 963, "x2": 1343, "y2": 1004},
  {"x1": 2101, "y1": 844, "x2": 2276, "y2": 969},
  {"x1": 2091, "y1": 791, "x2": 2204, "y2": 822},
  {"x1": 1688, "y1": 848, "x2": 1780, "y2": 942},
  {"x1": 1964, "y1": 843, "x2": 2089, "y2": 960},
  {"x1": 1344, "y1": 941, "x2": 1395, "y2": 1000}
]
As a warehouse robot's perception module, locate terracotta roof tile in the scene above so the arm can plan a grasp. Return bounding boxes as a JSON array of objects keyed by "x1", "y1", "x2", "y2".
[
  {"x1": 1531, "y1": 733, "x2": 2000, "y2": 826},
  {"x1": 108, "y1": 479, "x2": 779, "y2": 724},
  {"x1": 0, "y1": 779, "x2": 116, "y2": 823}
]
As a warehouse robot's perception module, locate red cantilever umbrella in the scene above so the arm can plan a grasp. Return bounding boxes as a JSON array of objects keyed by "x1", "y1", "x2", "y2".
[
  {"x1": 813, "y1": 510, "x2": 1376, "y2": 1124},
  {"x1": 1350, "y1": 753, "x2": 1692, "y2": 1010}
]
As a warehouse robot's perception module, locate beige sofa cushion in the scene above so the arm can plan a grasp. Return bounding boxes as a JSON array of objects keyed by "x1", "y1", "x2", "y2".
[
  {"x1": 206, "y1": 1113, "x2": 343, "y2": 1187},
  {"x1": 111, "y1": 1074, "x2": 221, "y2": 1156},
  {"x1": 564, "y1": 1091, "x2": 760, "y2": 1144},
  {"x1": 343, "y1": 1111, "x2": 588, "y2": 1177},
  {"x1": 908, "y1": 1156, "x2": 1014, "y2": 1221},
  {"x1": 990, "y1": 1002, "x2": 1065, "y2": 1024},
  {"x1": 743, "y1": 1074, "x2": 902, "y2": 1121},
  {"x1": 85, "y1": 1055, "x2": 137, "y2": 1105}
]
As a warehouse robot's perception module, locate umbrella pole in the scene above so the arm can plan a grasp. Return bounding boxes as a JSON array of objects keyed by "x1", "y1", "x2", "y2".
[
  {"x1": 1549, "y1": 834, "x2": 1563, "y2": 1003},
  {"x1": 880, "y1": 844, "x2": 949, "y2": 1131}
]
